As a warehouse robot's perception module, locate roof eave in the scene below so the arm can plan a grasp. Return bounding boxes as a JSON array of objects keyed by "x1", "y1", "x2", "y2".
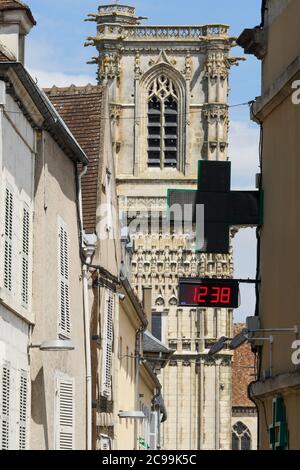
[{"x1": 0, "y1": 62, "x2": 88, "y2": 165}]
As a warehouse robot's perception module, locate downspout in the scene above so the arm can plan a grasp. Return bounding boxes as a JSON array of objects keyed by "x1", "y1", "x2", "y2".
[
  {"x1": 134, "y1": 326, "x2": 145, "y2": 450},
  {"x1": 78, "y1": 164, "x2": 93, "y2": 450}
]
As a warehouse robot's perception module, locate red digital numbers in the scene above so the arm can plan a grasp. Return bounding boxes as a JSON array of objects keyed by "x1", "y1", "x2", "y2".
[
  {"x1": 193, "y1": 286, "x2": 208, "y2": 303},
  {"x1": 193, "y1": 286, "x2": 231, "y2": 305}
]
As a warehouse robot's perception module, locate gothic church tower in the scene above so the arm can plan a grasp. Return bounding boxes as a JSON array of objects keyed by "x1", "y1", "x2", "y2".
[{"x1": 87, "y1": 3, "x2": 237, "y2": 450}]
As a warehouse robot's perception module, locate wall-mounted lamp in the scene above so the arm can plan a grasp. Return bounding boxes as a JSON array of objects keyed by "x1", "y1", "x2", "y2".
[
  {"x1": 29, "y1": 339, "x2": 75, "y2": 352},
  {"x1": 118, "y1": 410, "x2": 145, "y2": 420}
]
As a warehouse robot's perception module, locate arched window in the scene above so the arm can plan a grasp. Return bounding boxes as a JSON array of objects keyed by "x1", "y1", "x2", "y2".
[
  {"x1": 147, "y1": 75, "x2": 178, "y2": 168},
  {"x1": 232, "y1": 422, "x2": 252, "y2": 450}
]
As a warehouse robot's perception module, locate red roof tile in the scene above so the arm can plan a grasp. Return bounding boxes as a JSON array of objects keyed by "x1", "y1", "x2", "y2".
[
  {"x1": 46, "y1": 84, "x2": 104, "y2": 234},
  {"x1": 0, "y1": 0, "x2": 36, "y2": 25},
  {"x1": 232, "y1": 324, "x2": 256, "y2": 408}
]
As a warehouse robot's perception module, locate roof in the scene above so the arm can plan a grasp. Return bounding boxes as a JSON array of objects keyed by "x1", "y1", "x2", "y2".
[
  {"x1": 0, "y1": 0, "x2": 36, "y2": 25},
  {"x1": 0, "y1": 63, "x2": 88, "y2": 165},
  {"x1": 143, "y1": 330, "x2": 173, "y2": 354},
  {"x1": 46, "y1": 84, "x2": 104, "y2": 233},
  {"x1": 232, "y1": 324, "x2": 257, "y2": 408}
]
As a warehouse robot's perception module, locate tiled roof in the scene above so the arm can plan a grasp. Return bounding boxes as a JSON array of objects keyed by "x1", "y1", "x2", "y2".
[
  {"x1": 232, "y1": 324, "x2": 256, "y2": 408},
  {"x1": 0, "y1": 0, "x2": 36, "y2": 25},
  {"x1": 46, "y1": 84, "x2": 104, "y2": 233}
]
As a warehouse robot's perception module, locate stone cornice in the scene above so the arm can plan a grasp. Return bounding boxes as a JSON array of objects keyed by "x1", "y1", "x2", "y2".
[
  {"x1": 252, "y1": 53, "x2": 300, "y2": 122},
  {"x1": 249, "y1": 370, "x2": 300, "y2": 400}
]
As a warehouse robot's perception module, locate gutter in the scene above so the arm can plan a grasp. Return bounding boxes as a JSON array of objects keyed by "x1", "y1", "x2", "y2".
[{"x1": 120, "y1": 278, "x2": 148, "y2": 328}]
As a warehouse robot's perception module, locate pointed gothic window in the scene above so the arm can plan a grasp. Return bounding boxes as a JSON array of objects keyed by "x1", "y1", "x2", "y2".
[
  {"x1": 232, "y1": 422, "x2": 252, "y2": 450},
  {"x1": 147, "y1": 75, "x2": 178, "y2": 168}
]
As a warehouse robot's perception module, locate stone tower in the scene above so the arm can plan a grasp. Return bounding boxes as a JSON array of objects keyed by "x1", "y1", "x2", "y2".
[{"x1": 87, "y1": 3, "x2": 238, "y2": 450}]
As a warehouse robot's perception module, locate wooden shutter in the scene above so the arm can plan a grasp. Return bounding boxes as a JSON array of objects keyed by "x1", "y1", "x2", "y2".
[
  {"x1": 58, "y1": 221, "x2": 71, "y2": 338},
  {"x1": 56, "y1": 376, "x2": 75, "y2": 450},
  {"x1": 21, "y1": 207, "x2": 30, "y2": 307},
  {"x1": 4, "y1": 188, "x2": 13, "y2": 292},
  {"x1": 19, "y1": 370, "x2": 28, "y2": 450},
  {"x1": 1, "y1": 363, "x2": 11, "y2": 450},
  {"x1": 149, "y1": 411, "x2": 158, "y2": 450},
  {"x1": 101, "y1": 290, "x2": 114, "y2": 400}
]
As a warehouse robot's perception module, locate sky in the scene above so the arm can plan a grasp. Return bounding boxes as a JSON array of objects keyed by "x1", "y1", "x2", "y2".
[{"x1": 26, "y1": 0, "x2": 262, "y2": 322}]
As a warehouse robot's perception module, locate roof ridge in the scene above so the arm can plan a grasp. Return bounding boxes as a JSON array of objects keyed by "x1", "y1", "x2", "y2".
[{"x1": 45, "y1": 83, "x2": 102, "y2": 96}]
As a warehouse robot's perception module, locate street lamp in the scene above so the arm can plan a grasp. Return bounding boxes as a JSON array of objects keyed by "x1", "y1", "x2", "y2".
[{"x1": 28, "y1": 339, "x2": 75, "y2": 352}]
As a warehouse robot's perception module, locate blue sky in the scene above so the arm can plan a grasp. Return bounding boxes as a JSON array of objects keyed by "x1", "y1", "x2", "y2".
[{"x1": 26, "y1": 0, "x2": 262, "y2": 322}]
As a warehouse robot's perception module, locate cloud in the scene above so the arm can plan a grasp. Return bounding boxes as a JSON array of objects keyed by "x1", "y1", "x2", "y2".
[
  {"x1": 28, "y1": 69, "x2": 96, "y2": 88},
  {"x1": 229, "y1": 120, "x2": 260, "y2": 189}
]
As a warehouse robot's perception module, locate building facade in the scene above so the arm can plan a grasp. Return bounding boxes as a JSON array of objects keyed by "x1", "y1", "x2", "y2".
[
  {"x1": 86, "y1": 3, "x2": 239, "y2": 450},
  {"x1": 238, "y1": 0, "x2": 300, "y2": 451},
  {"x1": 232, "y1": 325, "x2": 257, "y2": 451}
]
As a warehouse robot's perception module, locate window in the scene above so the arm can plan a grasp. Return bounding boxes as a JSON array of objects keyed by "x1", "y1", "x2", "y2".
[
  {"x1": 55, "y1": 375, "x2": 75, "y2": 450},
  {"x1": 58, "y1": 220, "x2": 71, "y2": 338},
  {"x1": 21, "y1": 207, "x2": 30, "y2": 307},
  {"x1": 147, "y1": 75, "x2": 178, "y2": 168},
  {"x1": 1, "y1": 363, "x2": 10, "y2": 450},
  {"x1": 4, "y1": 188, "x2": 13, "y2": 291},
  {"x1": 152, "y1": 313, "x2": 162, "y2": 341},
  {"x1": 19, "y1": 371, "x2": 28, "y2": 450},
  {"x1": 101, "y1": 290, "x2": 114, "y2": 400},
  {"x1": 232, "y1": 422, "x2": 252, "y2": 450}
]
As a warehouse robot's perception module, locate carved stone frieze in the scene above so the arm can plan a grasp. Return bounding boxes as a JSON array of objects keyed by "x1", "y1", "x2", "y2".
[{"x1": 205, "y1": 51, "x2": 230, "y2": 79}]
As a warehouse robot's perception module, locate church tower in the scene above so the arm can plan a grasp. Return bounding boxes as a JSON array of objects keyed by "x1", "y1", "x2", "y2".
[{"x1": 87, "y1": 3, "x2": 237, "y2": 450}]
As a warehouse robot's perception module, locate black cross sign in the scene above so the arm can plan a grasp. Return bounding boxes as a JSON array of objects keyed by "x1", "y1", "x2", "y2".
[{"x1": 167, "y1": 161, "x2": 262, "y2": 254}]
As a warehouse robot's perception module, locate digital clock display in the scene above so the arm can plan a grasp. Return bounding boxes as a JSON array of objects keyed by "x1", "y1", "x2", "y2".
[{"x1": 178, "y1": 278, "x2": 239, "y2": 308}]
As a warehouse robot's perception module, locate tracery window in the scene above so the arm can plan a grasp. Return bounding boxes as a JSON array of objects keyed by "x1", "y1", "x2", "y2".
[
  {"x1": 147, "y1": 75, "x2": 178, "y2": 168},
  {"x1": 232, "y1": 422, "x2": 252, "y2": 450}
]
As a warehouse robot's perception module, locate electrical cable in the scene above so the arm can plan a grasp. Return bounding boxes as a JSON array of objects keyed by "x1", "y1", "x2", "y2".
[{"x1": 3, "y1": 100, "x2": 253, "y2": 120}]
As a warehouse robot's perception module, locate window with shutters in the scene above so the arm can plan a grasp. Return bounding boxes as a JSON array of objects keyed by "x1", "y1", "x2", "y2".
[
  {"x1": 58, "y1": 220, "x2": 71, "y2": 338},
  {"x1": 101, "y1": 290, "x2": 114, "y2": 400},
  {"x1": 21, "y1": 206, "x2": 30, "y2": 307},
  {"x1": 1, "y1": 363, "x2": 11, "y2": 450},
  {"x1": 149, "y1": 411, "x2": 158, "y2": 450},
  {"x1": 19, "y1": 370, "x2": 28, "y2": 450},
  {"x1": 100, "y1": 434, "x2": 111, "y2": 450},
  {"x1": 4, "y1": 188, "x2": 13, "y2": 292},
  {"x1": 147, "y1": 75, "x2": 178, "y2": 168},
  {"x1": 55, "y1": 375, "x2": 75, "y2": 450}
]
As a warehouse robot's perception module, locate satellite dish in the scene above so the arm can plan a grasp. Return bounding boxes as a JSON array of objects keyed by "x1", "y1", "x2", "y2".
[
  {"x1": 208, "y1": 336, "x2": 228, "y2": 356},
  {"x1": 229, "y1": 328, "x2": 249, "y2": 350}
]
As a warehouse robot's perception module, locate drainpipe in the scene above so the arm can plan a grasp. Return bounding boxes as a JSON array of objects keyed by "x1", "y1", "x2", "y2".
[
  {"x1": 134, "y1": 326, "x2": 145, "y2": 450},
  {"x1": 78, "y1": 165, "x2": 93, "y2": 450}
]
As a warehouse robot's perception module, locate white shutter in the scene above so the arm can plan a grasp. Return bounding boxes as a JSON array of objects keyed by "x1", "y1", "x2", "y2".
[
  {"x1": 19, "y1": 370, "x2": 28, "y2": 450},
  {"x1": 58, "y1": 221, "x2": 71, "y2": 338},
  {"x1": 21, "y1": 206, "x2": 30, "y2": 307},
  {"x1": 4, "y1": 188, "x2": 13, "y2": 292},
  {"x1": 101, "y1": 290, "x2": 114, "y2": 400},
  {"x1": 1, "y1": 362, "x2": 11, "y2": 450},
  {"x1": 149, "y1": 411, "x2": 158, "y2": 450},
  {"x1": 56, "y1": 376, "x2": 75, "y2": 450},
  {"x1": 100, "y1": 434, "x2": 111, "y2": 450}
]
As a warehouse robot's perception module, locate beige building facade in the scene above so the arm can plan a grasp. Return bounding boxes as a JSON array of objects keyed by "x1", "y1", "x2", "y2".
[
  {"x1": 238, "y1": 0, "x2": 300, "y2": 450},
  {"x1": 86, "y1": 3, "x2": 239, "y2": 450}
]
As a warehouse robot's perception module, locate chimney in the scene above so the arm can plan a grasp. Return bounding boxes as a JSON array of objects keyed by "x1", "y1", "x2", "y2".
[
  {"x1": 142, "y1": 287, "x2": 152, "y2": 331},
  {"x1": 0, "y1": 1, "x2": 36, "y2": 64}
]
